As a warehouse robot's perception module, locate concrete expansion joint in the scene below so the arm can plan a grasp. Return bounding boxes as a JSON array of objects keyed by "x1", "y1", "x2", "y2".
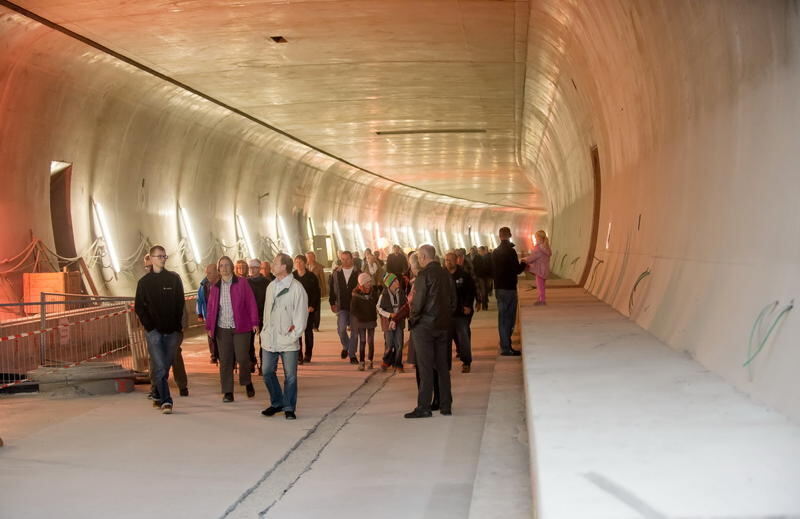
[{"x1": 221, "y1": 370, "x2": 395, "y2": 519}]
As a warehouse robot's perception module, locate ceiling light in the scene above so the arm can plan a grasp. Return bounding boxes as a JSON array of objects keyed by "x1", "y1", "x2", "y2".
[{"x1": 375, "y1": 129, "x2": 486, "y2": 136}]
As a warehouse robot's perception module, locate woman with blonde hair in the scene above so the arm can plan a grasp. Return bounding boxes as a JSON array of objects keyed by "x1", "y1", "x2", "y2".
[{"x1": 523, "y1": 230, "x2": 552, "y2": 306}]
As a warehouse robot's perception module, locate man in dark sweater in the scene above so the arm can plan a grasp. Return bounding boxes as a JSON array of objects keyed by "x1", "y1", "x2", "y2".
[
  {"x1": 445, "y1": 252, "x2": 476, "y2": 373},
  {"x1": 491, "y1": 227, "x2": 526, "y2": 356},
  {"x1": 329, "y1": 251, "x2": 361, "y2": 361},
  {"x1": 134, "y1": 245, "x2": 185, "y2": 414}
]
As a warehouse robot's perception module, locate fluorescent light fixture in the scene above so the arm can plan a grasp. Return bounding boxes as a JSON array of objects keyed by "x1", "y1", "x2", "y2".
[
  {"x1": 373, "y1": 222, "x2": 381, "y2": 245},
  {"x1": 423, "y1": 229, "x2": 433, "y2": 246},
  {"x1": 50, "y1": 161, "x2": 71, "y2": 175},
  {"x1": 456, "y1": 232, "x2": 465, "y2": 249},
  {"x1": 179, "y1": 207, "x2": 202, "y2": 263},
  {"x1": 606, "y1": 221, "x2": 612, "y2": 250},
  {"x1": 531, "y1": 233, "x2": 537, "y2": 246},
  {"x1": 277, "y1": 215, "x2": 293, "y2": 255},
  {"x1": 490, "y1": 234, "x2": 498, "y2": 248},
  {"x1": 237, "y1": 214, "x2": 256, "y2": 258},
  {"x1": 391, "y1": 227, "x2": 401, "y2": 246},
  {"x1": 333, "y1": 220, "x2": 346, "y2": 251},
  {"x1": 406, "y1": 226, "x2": 417, "y2": 248},
  {"x1": 471, "y1": 231, "x2": 481, "y2": 246},
  {"x1": 92, "y1": 200, "x2": 120, "y2": 273},
  {"x1": 307, "y1": 217, "x2": 316, "y2": 239}
]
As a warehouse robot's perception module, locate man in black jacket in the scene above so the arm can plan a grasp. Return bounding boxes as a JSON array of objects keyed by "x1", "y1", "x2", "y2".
[
  {"x1": 405, "y1": 244, "x2": 456, "y2": 419},
  {"x1": 247, "y1": 258, "x2": 270, "y2": 372},
  {"x1": 473, "y1": 246, "x2": 493, "y2": 310},
  {"x1": 134, "y1": 245, "x2": 185, "y2": 414},
  {"x1": 293, "y1": 254, "x2": 321, "y2": 364},
  {"x1": 329, "y1": 251, "x2": 361, "y2": 362},
  {"x1": 445, "y1": 252, "x2": 476, "y2": 373},
  {"x1": 491, "y1": 227, "x2": 526, "y2": 356}
]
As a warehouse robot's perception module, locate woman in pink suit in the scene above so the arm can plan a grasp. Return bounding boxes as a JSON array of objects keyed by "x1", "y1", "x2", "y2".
[{"x1": 523, "y1": 230, "x2": 552, "y2": 306}]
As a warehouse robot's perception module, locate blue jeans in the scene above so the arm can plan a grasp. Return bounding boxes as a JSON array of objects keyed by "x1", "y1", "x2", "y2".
[
  {"x1": 262, "y1": 349, "x2": 299, "y2": 412},
  {"x1": 146, "y1": 330, "x2": 180, "y2": 405},
  {"x1": 336, "y1": 310, "x2": 356, "y2": 355},
  {"x1": 382, "y1": 328, "x2": 404, "y2": 367},
  {"x1": 452, "y1": 315, "x2": 473, "y2": 365},
  {"x1": 496, "y1": 289, "x2": 518, "y2": 352}
]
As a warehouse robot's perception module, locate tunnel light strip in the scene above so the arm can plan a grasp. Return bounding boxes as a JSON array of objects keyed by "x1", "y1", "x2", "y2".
[
  {"x1": 406, "y1": 226, "x2": 417, "y2": 248},
  {"x1": 237, "y1": 214, "x2": 256, "y2": 258},
  {"x1": 333, "y1": 220, "x2": 346, "y2": 251},
  {"x1": 355, "y1": 223, "x2": 367, "y2": 252},
  {"x1": 391, "y1": 227, "x2": 401, "y2": 247},
  {"x1": 441, "y1": 231, "x2": 450, "y2": 252},
  {"x1": 277, "y1": 215, "x2": 293, "y2": 256},
  {"x1": 179, "y1": 207, "x2": 203, "y2": 263},
  {"x1": 423, "y1": 229, "x2": 433, "y2": 246},
  {"x1": 92, "y1": 200, "x2": 120, "y2": 273},
  {"x1": 373, "y1": 222, "x2": 381, "y2": 246}
]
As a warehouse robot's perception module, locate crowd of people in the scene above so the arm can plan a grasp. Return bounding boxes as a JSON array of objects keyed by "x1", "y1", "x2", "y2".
[{"x1": 133, "y1": 226, "x2": 552, "y2": 419}]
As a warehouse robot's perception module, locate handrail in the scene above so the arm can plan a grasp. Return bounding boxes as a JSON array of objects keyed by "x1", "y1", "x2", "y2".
[{"x1": 743, "y1": 300, "x2": 794, "y2": 367}]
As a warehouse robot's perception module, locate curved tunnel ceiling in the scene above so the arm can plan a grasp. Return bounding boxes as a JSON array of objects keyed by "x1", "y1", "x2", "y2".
[{"x1": 7, "y1": 0, "x2": 544, "y2": 211}]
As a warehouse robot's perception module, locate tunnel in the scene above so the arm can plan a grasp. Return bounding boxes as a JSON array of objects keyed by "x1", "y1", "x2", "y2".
[{"x1": 1, "y1": 1, "x2": 799, "y2": 517}]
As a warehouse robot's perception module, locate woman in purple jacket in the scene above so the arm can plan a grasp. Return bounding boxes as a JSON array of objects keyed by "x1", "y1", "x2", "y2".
[{"x1": 205, "y1": 256, "x2": 260, "y2": 402}]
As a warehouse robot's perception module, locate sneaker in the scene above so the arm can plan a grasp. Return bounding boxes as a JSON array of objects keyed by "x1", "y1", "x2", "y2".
[
  {"x1": 285, "y1": 411, "x2": 297, "y2": 420},
  {"x1": 303, "y1": 356, "x2": 312, "y2": 364},
  {"x1": 500, "y1": 349, "x2": 522, "y2": 357},
  {"x1": 350, "y1": 357, "x2": 359, "y2": 365},
  {"x1": 340, "y1": 350, "x2": 348, "y2": 360},
  {"x1": 179, "y1": 388, "x2": 189, "y2": 397},
  {"x1": 298, "y1": 357, "x2": 304, "y2": 366},
  {"x1": 462, "y1": 364, "x2": 471, "y2": 374},
  {"x1": 261, "y1": 406, "x2": 281, "y2": 417},
  {"x1": 367, "y1": 361, "x2": 374, "y2": 370},
  {"x1": 223, "y1": 393, "x2": 234, "y2": 403},
  {"x1": 404, "y1": 408, "x2": 432, "y2": 419},
  {"x1": 381, "y1": 362, "x2": 390, "y2": 372},
  {"x1": 152, "y1": 399, "x2": 162, "y2": 408},
  {"x1": 246, "y1": 383, "x2": 255, "y2": 398},
  {"x1": 358, "y1": 361, "x2": 365, "y2": 371},
  {"x1": 161, "y1": 403, "x2": 173, "y2": 414}
]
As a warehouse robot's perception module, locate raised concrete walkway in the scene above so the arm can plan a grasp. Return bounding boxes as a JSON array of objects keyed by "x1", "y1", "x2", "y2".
[
  {"x1": 520, "y1": 287, "x2": 800, "y2": 519},
  {"x1": 0, "y1": 303, "x2": 531, "y2": 518}
]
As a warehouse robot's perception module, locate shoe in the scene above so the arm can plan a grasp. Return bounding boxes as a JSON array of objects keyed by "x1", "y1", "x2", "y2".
[
  {"x1": 250, "y1": 364, "x2": 256, "y2": 373},
  {"x1": 223, "y1": 393, "x2": 234, "y2": 402},
  {"x1": 368, "y1": 361, "x2": 374, "y2": 370},
  {"x1": 314, "y1": 328, "x2": 320, "y2": 332},
  {"x1": 179, "y1": 388, "x2": 189, "y2": 397},
  {"x1": 440, "y1": 409, "x2": 452, "y2": 416},
  {"x1": 462, "y1": 364, "x2": 471, "y2": 373},
  {"x1": 397, "y1": 366, "x2": 405, "y2": 374},
  {"x1": 404, "y1": 409, "x2": 432, "y2": 419},
  {"x1": 358, "y1": 361, "x2": 365, "y2": 371},
  {"x1": 210, "y1": 357, "x2": 218, "y2": 365},
  {"x1": 246, "y1": 383, "x2": 255, "y2": 398},
  {"x1": 500, "y1": 349, "x2": 522, "y2": 357},
  {"x1": 340, "y1": 350, "x2": 348, "y2": 359},
  {"x1": 147, "y1": 391, "x2": 157, "y2": 400},
  {"x1": 152, "y1": 399, "x2": 162, "y2": 408},
  {"x1": 285, "y1": 411, "x2": 297, "y2": 420},
  {"x1": 298, "y1": 357, "x2": 304, "y2": 365},
  {"x1": 381, "y1": 362, "x2": 390, "y2": 372},
  {"x1": 161, "y1": 403, "x2": 173, "y2": 414},
  {"x1": 350, "y1": 357, "x2": 359, "y2": 365},
  {"x1": 304, "y1": 356, "x2": 312, "y2": 364},
  {"x1": 431, "y1": 401, "x2": 440, "y2": 411},
  {"x1": 261, "y1": 406, "x2": 281, "y2": 417}
]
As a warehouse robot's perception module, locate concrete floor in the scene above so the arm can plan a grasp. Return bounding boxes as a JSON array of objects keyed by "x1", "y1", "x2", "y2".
[
  {"x1": 0, "y1": 304, "x2": 524, "y2": 519},
  {"x1": 521, "y1": 286, "x2": 800, "y2": 519}
]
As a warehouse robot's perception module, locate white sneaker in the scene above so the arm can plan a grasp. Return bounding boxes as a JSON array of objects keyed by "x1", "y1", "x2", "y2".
[{"x1": 161, "y1": 403, "x2": 173, "y2": 415}]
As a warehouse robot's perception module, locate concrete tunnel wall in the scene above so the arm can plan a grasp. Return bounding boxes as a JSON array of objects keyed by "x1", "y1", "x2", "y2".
[
  {"x1": 521, "y1": 0, "x2": 800, "y2": 422},
  {"x1": 2, "y1": 0, "x2": 799, "y2": 426},
  {"x1": 0, "y1": 9, "x2": 537, "y2": 301}
]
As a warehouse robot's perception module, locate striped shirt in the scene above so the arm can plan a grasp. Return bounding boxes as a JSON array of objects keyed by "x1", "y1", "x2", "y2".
[{"x1": 218, "y1": 278, "x2": 235, "y2": 329}]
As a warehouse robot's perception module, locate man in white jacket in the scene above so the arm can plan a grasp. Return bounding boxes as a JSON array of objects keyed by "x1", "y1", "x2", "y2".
[{"x1": 260, "y1": 253, "x2": 308, "y2": 420}]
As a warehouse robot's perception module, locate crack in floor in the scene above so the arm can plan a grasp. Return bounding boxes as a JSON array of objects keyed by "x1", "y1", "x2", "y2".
[{"x1": 220, "y1": 370, "x2": 395, "y2": 519}]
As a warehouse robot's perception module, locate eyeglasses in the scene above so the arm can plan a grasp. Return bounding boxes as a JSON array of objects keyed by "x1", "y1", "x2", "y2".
[{"x1": 152, "y1": 255, "x2": 168, "y2": 260}]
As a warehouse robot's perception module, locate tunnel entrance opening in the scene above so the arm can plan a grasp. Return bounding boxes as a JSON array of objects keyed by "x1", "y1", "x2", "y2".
[
  {"x1": 49, "y1": 161, "x2": 77, "y2": 268},
  {"x1": 578, "y1": 146, "x2": 601, "y2": 287}
]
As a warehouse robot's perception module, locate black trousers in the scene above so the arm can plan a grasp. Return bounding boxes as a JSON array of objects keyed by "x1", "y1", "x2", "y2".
[
  {"x1": 411, "y1": 327, "x2": 452, "y2": 412},
  {"x1": 299, "y1": 325, "x2": 314, "y2": 360}
]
